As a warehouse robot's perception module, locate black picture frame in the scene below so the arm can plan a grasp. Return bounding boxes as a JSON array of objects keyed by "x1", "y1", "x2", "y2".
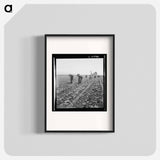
[{"x1": 45, "y1": 34, "x2": 115, "y2": 132}]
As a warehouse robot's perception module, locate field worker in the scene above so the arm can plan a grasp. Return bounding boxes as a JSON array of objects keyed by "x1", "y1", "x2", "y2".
[
  {"x1": 69, "y1": 74, "x2": 74, "y2": 83},
  {"x1": 80, "y1": 76, "x2": 83, "y2": 83},
  {"x1": 77, "y1": 74, "x2": 83, "y2": 84}
]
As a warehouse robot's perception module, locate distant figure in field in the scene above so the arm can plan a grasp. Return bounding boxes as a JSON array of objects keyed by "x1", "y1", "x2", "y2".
[
  {"x1": 69, "y1": 74, "x2": 74, "y2": 83},
  {"x1": 77, "y1": 74, "x2": 83, "y2": 84},
  {"x1": 93, "y1": 72, "x2": 97, "y2": 78},
  {"x1": 85, "y1": 75, "x2": 87, "y2": 78}
]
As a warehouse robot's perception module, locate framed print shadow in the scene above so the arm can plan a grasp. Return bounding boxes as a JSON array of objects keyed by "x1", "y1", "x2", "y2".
[{"x1": 45, "y1": 34, "x2": 115, "y2": 132}]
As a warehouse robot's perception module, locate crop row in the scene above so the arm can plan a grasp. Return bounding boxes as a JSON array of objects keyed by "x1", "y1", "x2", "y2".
[{"x1": 56, "y1": 77, "x2": 103, "y2": 109}]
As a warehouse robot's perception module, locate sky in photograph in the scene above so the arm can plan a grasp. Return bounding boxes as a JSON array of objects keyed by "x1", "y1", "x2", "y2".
[{"x1": 56, "y1": 58, "x2": 103, "y2": 75}]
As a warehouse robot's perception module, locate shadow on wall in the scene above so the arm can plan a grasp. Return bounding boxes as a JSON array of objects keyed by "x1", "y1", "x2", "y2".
[
  {"x1": 34, "y1": 36, "x2": 45, "y2": 133},
  {"x1": 5, "y1": 35, "x2": 45, "y2": 135}
]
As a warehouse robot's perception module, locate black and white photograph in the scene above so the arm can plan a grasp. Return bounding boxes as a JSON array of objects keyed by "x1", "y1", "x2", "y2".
[{"x1": 52, "y1": 54, "x2": 107, "y2": 111}]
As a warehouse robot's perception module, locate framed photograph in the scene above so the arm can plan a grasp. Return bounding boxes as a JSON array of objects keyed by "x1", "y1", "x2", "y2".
[{"x1": 45, "y1": 34, "x2": 115, "y2": 132}]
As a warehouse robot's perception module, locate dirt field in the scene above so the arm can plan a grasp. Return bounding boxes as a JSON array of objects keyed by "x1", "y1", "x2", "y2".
[{"x1": 55, "y1": 75, "x2": 104, "y2": 109}]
